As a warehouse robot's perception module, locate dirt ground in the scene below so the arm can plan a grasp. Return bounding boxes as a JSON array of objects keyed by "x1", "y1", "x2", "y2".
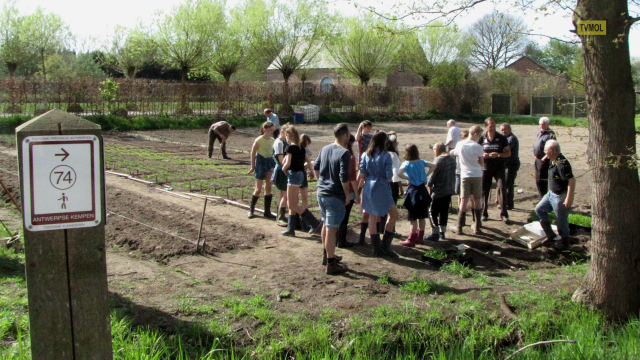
[{"x1": 0, "y1": 120, "x2": 594, "y2": 334}]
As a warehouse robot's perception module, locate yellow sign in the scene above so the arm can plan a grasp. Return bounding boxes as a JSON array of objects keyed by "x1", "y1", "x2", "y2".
[{"x1": 577, "y1": 21, "x2": 606, "y2": 35}]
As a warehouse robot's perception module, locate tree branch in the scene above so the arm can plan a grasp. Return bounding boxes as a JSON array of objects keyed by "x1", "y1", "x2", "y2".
[
  {"x1": 505, "y1": 340, "x2": 577, "y2": 360},
  {"x1": 516, "y1": 31, "x2": 579, "y2": 44}
]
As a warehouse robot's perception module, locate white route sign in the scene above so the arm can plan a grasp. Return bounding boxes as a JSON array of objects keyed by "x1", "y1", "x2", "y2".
[{"x1": 21, "y1": 135, "x2": 102, "y2": 231}]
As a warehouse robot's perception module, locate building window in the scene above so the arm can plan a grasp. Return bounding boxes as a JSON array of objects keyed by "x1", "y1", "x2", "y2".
[{"x1": 320, "y1": 76, "x2": 334, "y2": 94}]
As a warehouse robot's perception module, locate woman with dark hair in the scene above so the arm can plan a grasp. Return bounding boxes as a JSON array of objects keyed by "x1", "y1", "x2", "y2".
[
  {"x1": 280, "y1": 126, "x2": 320, "y2": 236},
  {"x1": 297, "y1": 134, "x2": 321, "y2": 233},
  {"x1": 336, "y1": 135, "x2": 360, "y2": 248},
  {"x1": 360, "y1": 131, "x2": 399, "y2": 257}
]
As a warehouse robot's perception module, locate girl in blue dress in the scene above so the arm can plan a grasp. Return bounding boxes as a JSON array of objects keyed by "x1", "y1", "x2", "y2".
[{"x1": 360, "y1": 131, "x2": 399, "y2": 257}]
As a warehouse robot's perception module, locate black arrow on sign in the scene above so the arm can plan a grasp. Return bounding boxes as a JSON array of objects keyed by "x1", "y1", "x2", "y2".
[{"x1": 55, "y1": 148, "x2": 69, "y2": 162}]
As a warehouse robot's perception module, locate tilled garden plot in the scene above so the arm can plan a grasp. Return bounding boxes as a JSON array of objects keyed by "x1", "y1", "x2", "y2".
[{"x1": 106, "y1": 187, "x2": 268, "y2": 264}]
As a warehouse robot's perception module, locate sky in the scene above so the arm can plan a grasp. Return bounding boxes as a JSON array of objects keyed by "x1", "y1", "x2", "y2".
[{"x1": 11, "y1": 0, "x2": 640, "y2": 58}]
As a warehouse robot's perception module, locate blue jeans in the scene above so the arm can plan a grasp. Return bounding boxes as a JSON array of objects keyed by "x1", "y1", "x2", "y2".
[
  {"x1": 254, "y1": 154, "x2": 275, "y2": 180},
  {"x1": 535, "y1": 191, "x2": 570, "y2": 238},
  {"x1": 287, "y1": 170, "x2": 304, "y2": 187},
  {"x1": 317, "y1": 196, "x2": 346, "y2": 228}
]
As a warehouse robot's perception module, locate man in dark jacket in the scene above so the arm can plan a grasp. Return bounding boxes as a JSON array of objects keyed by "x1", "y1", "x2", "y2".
[
  {"x1": 501, "y1": 123, "x2": 520, "y2": 210},
  {"x1": 533, "y1": 117, "x2": 556, "y2": 198}
]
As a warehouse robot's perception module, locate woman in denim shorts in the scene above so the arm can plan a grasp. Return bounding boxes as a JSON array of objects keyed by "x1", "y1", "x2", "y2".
[
  {"x1": 247, "y1": 121, "x2": 276, "y2": 219},
  {"x1": 280, "y1": 126, "x2": 319, "y2": 236},
  {"x1": 297, "y1": 133, "x2": 321, "y2": 232}
]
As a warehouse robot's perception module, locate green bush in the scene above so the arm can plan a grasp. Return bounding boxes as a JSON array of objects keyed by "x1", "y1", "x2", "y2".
[
  {"x1": 232, "y1": 102, "x2": 246, "y2": 115},
  {"x1": 529, "y1": 210, "x2": 592, "y2": 227},
  {"x1": 329, "y1": 101, "x2": 342, "y2": 108}
]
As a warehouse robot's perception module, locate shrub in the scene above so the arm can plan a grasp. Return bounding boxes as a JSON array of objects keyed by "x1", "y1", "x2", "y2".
[
  {"x1": 387, "y1": 104, "x2": 398, "y2": 113},
  {"x1": 329, "y1": 101, "x2": 342, "y2": 108},
  {"x1": 232, "y1": 102, "x2": 246, "y2": 116},
  {"x1": 111, "y1": 108, "x2": 128, "y2": 118},
  {"x1": 67, "y1": 103, "x2": 84, "y2": 113},
  {"x1": 176, "y1": 105, "x2": 193, "y2": 116},
  {"x1": 3, "y1": 105, "x2": 21, "y2": 114},
  {"x1": 125, "y1": 103, "x2": 139, "y2": 111}
]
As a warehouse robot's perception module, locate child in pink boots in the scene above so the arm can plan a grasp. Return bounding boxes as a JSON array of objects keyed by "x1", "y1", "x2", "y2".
[{"x1": 398, "y1": 144, "x2": 436, "y2": 247}]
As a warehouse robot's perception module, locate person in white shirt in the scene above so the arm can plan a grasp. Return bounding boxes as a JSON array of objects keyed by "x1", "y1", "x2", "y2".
[
  {"x1": 450, "y1": 125, "x2": 485, "y2": 234},
  {"x1": 445, "y1": 119, "x2": 462, "y2": 152}
]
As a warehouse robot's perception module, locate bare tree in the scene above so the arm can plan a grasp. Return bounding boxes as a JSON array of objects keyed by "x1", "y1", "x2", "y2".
[{"x1": 468, "y1": 12, "x2": 528, "y2": 70}]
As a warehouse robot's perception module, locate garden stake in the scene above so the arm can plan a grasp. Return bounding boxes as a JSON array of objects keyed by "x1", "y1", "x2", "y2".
[
  {"x1": 0, "y1": 176, "x2": 21, "y2": 213},
  {"x1": 226, "y1": 188, "x2": 229, "y2": 198},
  {"x1": 196, "y1": 198, "x2": 208, "y2": 253},
  {"x1": 189, "y1": 180, "x2": 191, "y2": 192},
  {"x1": 155, "y1": 175, "x2": 158, "y2": 184},
  {"x1": 241, "y1": 188, "x2": 244, "y2": 200},
  {"x1": 0, "y1": 217, "x2": 12, "y2": 235}
]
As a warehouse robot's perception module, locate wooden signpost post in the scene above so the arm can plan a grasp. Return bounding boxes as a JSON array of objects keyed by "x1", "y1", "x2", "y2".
[{"x1": 16, "y1": 110, "x2": 112, "y2": 360}]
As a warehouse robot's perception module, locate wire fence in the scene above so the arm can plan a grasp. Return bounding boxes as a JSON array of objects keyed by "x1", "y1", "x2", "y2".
[{"x1": 0, "y1": 78, "x2": 493, "y2": 118}]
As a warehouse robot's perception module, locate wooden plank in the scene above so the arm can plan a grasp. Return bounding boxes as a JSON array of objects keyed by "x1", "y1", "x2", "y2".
[
  {"x1": 16, "y1": 110, "x2": 113, "y2": 360},
  {"x1": 61, "y1": 124, "x2": 112, "y2": 360},
  {"x1": 16, "y1": 111, "x2": 75, "y2": 360},
  {"x1": 66, "y1": 226, "x2": 112, "y2": 359}
]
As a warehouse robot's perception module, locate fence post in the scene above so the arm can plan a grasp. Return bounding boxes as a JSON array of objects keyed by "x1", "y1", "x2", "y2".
[{"x1": 16, "y1": 109, "x2": 112, "y2": 360}]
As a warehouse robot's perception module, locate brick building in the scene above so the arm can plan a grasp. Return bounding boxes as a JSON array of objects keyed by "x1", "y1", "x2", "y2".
[{"x1": 505, "y1": 56, "x2": 559, "y2": 77}]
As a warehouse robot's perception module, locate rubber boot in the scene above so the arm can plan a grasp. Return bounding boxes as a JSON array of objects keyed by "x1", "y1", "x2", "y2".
[
  {"x1": 263, "y1": 195, "x2": 276, "y2": 218},
  {"x1": 296, "y1": 215, "x2": 305, "y2": 231},
  {"x1": 356, "y1": 223, "x2": 368, "y2": 245},
  {"x1": 301, "y1": 209, "x2": 322, "y2": 234},
  {"x1": 425, "y1": 226, "x2": 439, "y2": 242},
  {"x1": 378, "y1": 215, "x2": 388, "y2": 234},
  {"x1": 540, "y1": 221, "x2": 559, "y2": 242},
  {"x1": 439, "y1": 226, "x2": 447, "y2": 239},
  {"x1": 400, "y1": 233, "x2": 417, "y2": 247},
  {"x1": 277, "y1": 207, "x2": 288, "y2": 227},
  {"x1": 281, "y1": 214, "x2": 298, "y2": 237},
  {"x1": 456, "y1": 211, "x2": 466, "y2": 234},
  {"x1": 337, "y1": 224, "x2": 354, "y2": 248},
  {"x1": 416, "y1": 230, "x2": 424, "y2": 245},
  {"x1": 553, "y1": 237, "x2": 570, "y2": 250},
  {"x1": 370, "y1": 233, "x2": 382, "y2": 257},
  {"x1": 381, "y1": 230, "x2": 399, "y2": 258},
  {"x1": 473, "y1": 209, "x2": 483, "y2": 234},
  {"x1": 248, "y1": 195, "x2": 259, "y2": 219}
]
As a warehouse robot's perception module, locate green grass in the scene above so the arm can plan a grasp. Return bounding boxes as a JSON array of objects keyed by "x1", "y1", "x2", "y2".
[
  {"x1": 529, "y1": 210, "x2": 592, "y2": 227},
  {"x1": 423, "y1": 248, "x2": 448, "y2": 260},
  {"x1": 4, "y1": 244, "x2": 640, "y2": 359},
  {"x1": 441, "y1": 260, "x2": 477, "y2": 279}
]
